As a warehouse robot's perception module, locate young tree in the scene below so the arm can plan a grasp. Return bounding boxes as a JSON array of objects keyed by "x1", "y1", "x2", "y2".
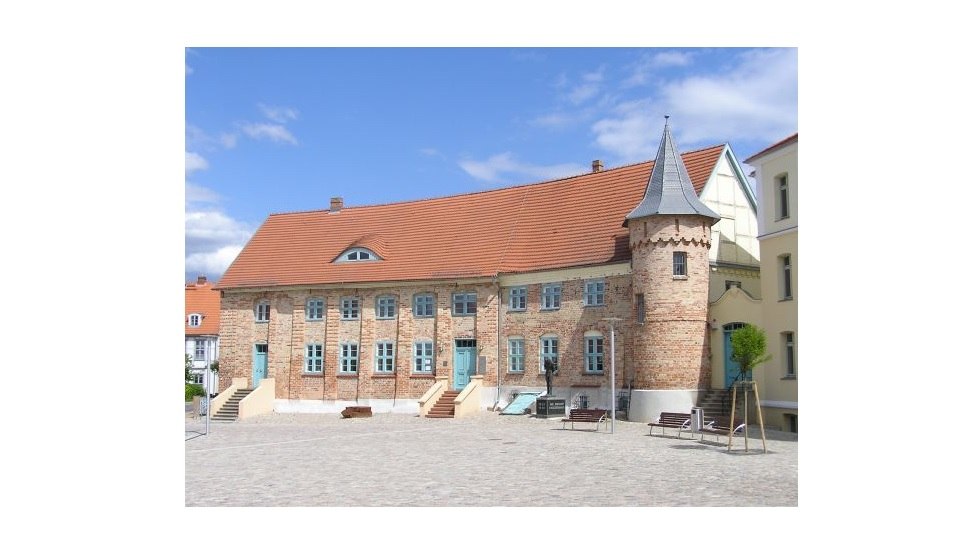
[
  {"x1": 730, "y1": 324, "x2": 772, "y2": 381},
  {"x1": 185, "y1": 354, "x2": 193, "y2": 383}
]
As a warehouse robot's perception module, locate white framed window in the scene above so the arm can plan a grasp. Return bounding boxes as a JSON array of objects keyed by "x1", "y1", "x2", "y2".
[
  {"x1": 194, "y1": 339, "x2": 206, "y2": 361},
  {"x1": 255, "y1": 301, "x2": 270, "y2": 322},
  {"x1": 335, "y1": 247, "x2": 380, "y2": 263},
  {"x1": 375, "y1": 341, "x2": 394, "y2": 372},
  {"x1": 188, "y1": 313, "x2": 201, "y2": 327},
  {"x1": 339, "y1": 343, "x2": 359, "y2": 373},
  {"x1": 376, "y1": 296, "x2": 396, "y2": 319},
  {"x1": 306, "y1": 297, "x2": 324, "y2": 321},
  {"x1": 584, "y1": 279, "x2": 605, "y2": 306},
  {"x1": 413, "y1": 341, "x2": 433, "y2": 373},
  {"x1": 783, "y1": 332, "x2": 795, "y2": 377},
  {"x1": 191, "y1": 372, "x2": 204, "y2": 384},
  {"x1": 673, "y1": 252, "x2": 687, "y2": 277},
  {"x1": 414, "y1": 293, "x2": 434, "y2": 317},
  {"x1": 305, "y1": 344, "x2": 323, "y2": 374},
  {"x1": 508, "y1": 287, "x2": 527, "y2": 311},
  {"x1": 508, "y1": 338, "x2": 525, "y2": 372},
  {"x1": 542, "y1": 283, "x2": 561, "y2": 310},
  {"x1": 584, "y1": 332, "x2": 604, "y2": 373},
  {"x1": 341, "y1": 297, "x2": 360, "y2": 320},
  {"x1": 776, "y1": 173, "x2": 790, "y2": 220},
  {"x1": 452, "y1": 292, "x2": 477, "y2": 316},
  {"x1": 540, "y1": 336, "x2": 558, "y2": 373}
]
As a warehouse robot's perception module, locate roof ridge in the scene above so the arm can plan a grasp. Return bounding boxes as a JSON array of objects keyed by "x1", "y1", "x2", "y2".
[{"x1": 265, "y1": 158, "x2": 672, "y2": 217}]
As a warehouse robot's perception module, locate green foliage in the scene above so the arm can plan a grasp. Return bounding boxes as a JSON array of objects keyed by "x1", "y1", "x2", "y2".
[
  {"x1": 185, "y1": 354, "x2": 193, "y2": 383},
  {"x1": 730, "y1": 324, "x2": 772, "y2": 377},
  {"x1": 209, "y1": 359, "x2": 219, "y2": 373},
  {"x1": 185, "y1": 383, "x2": 205, "y2": 402}
]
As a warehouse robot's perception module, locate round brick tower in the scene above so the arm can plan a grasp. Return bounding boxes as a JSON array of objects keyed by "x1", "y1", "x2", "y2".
[{"x1": 624, "y1": 118, "x2": 719, "y2": 422}]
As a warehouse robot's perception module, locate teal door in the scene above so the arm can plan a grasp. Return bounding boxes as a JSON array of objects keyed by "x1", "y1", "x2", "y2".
[
  {"x1": 723, "y1": 323, "x2": 747, "y2": 387},
  {"x1": 253, "y1": 344, "x2": 268, "y2": 387},
  {"x1": 453, "y1": 339, "x2": 477, "y2": 391}
]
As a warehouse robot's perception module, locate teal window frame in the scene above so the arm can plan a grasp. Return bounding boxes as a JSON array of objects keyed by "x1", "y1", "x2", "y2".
[
  {"x1": 306, "y1": 297, "x2": 325, "y2": 321},
  {"x1": 305, "y1": 343, "x2": 324, "y2": 374},
  {"x1": 584, "y1": 279, "x2": 605, "y2": 306},
  {"x1": 542, "y1": 284, "x2": 561, "y2": 310},
  {"x1": 508, "y1": 338, "x2": 525, "y2": 372},
  {"x1": 339, "y1": 343, "x2": 359, "y2": 373},
  {"x1": 585, "y1": 335, "x2": 604, "y2": 373},
  {"x1": 341, "y1": 297, "x2": 360, "y2": 320},
  {"x1": 413, "y1": 341, "x2": 433, "y2": 373},
  {"x1": 508, "y1": 287, "x2": 527, "y2": 311},
  {"x1": 414, "y1": 293, "x2": 434, "y2": 318},
  {"x1": 375, "y1": 341, "x2": 394, "y2": 372},
  {"x1": 452, "y1": 292, "x2": 477, "y2": 316},
  {"x1": 376, "y1": 296, "x2": 396, "y2": 319},
  {"x1": 540, "y1": 337, "x2": 558, "y2": 373}
]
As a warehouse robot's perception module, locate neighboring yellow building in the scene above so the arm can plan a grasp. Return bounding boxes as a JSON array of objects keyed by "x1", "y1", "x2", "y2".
[{"x1": 745, "y1": 133, "x2": 798, "y2": 433}]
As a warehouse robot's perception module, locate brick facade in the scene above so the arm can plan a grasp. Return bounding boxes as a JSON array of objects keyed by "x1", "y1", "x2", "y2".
[{"x1": 629, "y1": 214, "x2": 714, "y2": 391}]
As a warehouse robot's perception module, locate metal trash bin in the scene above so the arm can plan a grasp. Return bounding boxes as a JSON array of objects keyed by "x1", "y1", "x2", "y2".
[{"x1": 690, "y1": 407, "x2": 704, "y2": 432}]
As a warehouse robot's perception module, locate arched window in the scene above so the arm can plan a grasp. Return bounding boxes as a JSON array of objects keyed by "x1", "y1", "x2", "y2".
[
  {"x1": 187, "y1": 313, "x2": 202, "y2": 327},
  {"x1": 334, "y1": 247, "x2": 380, "y2": 263}
]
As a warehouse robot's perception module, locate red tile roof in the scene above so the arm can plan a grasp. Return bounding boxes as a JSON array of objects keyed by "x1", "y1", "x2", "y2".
[
  {"x1": 744, "y1": 133, "x2": 798, "y2": 163},
  {"x1": 185, "y1": 280, "x2": 220, "y2": 335},
  {"x1": 218, "y1": 145, "x2": 726, "y2": 289}
]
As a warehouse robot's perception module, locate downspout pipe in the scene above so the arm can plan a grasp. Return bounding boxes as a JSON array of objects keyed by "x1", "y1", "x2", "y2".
[{"x1": 495, "y1": 276, "x2": 501, "y2": 410}]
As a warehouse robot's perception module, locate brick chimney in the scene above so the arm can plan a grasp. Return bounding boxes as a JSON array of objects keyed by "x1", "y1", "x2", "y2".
[
  {"x1": 592, "y1": 160, "x2": 604, "y2": 173},
  {"x1": 196, "y1": 275, "x2": 207, "y2": 285},
  {"x1": 330, "y1": 197, "x2": 344, "y2": 212}
]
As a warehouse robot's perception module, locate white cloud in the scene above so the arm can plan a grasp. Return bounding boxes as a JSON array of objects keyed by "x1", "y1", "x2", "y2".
[
  {"x1": 566, "y1": 66, "x2": 605, "y2": 105},
  {"x1": 185, "y1": 210, "x2": 254, "y2": 281},
  {"x1": 185, "y1": 151, "x2": 208, "y2": 174},
  {"x1": 420, "y1": 147, "x2": 439, "y2": 156},
  {"x1": 530, "y1": 112, "x2": 573, "y2": 128},
  {"x1": 459, "y1": 152, "x2": 588, "y2": 183},
  {"x1": 219, "y1": 132, "x2": 237, "y2": 149},
  {"x1": 240, "y1": 122, "x2": 298, "y2": 145},
  {"x1": 593, "y1": 48, "x2": 798, "y2": 162},
  {"x1": 185, "y1": 182, "x2": 221, "y2": 205},
  {"x1": 623, "y1": 51, "x2": 694, "y2": 87},
  {"x1": 187, "y1": 124, "x2": 237, "y2": 151},
  {"x1": 258, "y1": 103, "x2": 299, "y2": 123},
  {"x1": 185, "y1": 245, "x2": 246, "y2": 282}
]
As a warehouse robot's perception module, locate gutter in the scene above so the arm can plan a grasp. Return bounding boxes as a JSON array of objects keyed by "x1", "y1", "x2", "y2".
[{"x1": 494, "y1": 275, "x2": 501, "y2": 409}]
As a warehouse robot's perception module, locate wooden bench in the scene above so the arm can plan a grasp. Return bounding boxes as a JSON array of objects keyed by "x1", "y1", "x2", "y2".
[
  {"x1": 647, "y1": 412, "x2": 692, "y2": 437},
  {"x1": 341, "y1": 405, "x2": 372, "y2": 418},
  {"x1": 700, "y1": 419, "x2": 746, "y2": 442},
  {"x1": 561, "y1": 408, "x2": 608, "y2": 431}
]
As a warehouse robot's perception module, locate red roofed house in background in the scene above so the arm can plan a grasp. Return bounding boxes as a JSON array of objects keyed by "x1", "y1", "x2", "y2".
[
  {"x1": 185, "y1": 275, "x2": 220, "y2": 395},
  {"x1": 213, "y1": 121, "x2": 766, "y2": 425}
]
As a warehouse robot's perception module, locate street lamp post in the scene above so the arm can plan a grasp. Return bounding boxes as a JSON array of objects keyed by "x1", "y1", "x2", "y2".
[{"x1": 602, "y1": 317, "x2": 623, "y2": 433}]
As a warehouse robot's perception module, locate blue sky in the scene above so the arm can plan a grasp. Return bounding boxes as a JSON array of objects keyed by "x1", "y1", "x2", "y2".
[{"x1": 185, "y1": 47, "x2": 797, "y2": 283}]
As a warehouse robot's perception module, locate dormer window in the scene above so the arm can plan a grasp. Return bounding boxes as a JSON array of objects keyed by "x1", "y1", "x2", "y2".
[
  {"x1": 188, "y1": 313, "x2": 202, "y2": 327},
  {"x1": 335, "y1": 248, "x2": 380, "y2": 263}
]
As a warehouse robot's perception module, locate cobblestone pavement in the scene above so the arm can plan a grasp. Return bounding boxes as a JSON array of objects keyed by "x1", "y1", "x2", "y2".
[{"x1": 185, "y1": 411, "x2": 797, "y2": 507}]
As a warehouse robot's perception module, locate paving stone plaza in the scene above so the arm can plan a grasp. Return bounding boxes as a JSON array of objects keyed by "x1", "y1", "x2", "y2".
[{"x1": 185, "y1": 411, "x2": 797, "y2": 507}]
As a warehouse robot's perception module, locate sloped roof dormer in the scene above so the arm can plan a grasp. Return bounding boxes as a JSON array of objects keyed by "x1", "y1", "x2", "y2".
[{"x1": 625, "y1": 117, "x2": 721, "y2": 225}]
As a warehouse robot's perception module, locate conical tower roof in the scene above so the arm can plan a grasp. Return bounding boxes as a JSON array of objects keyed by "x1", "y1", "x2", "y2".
[{"x1": 625, "y1": 118, "x2": 720, "y2": 224}]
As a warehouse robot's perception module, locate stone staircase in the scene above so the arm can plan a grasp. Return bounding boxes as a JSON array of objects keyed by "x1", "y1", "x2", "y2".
[
  {"x1": 698, "y1": 388, "x2": 737, "y2": 425},
  {"x1": 425, "y1": 390, "x2": 459, "y2": 418},
  {"x1": 211, "y1": 388, "x2": 253, "y2": 422}
]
